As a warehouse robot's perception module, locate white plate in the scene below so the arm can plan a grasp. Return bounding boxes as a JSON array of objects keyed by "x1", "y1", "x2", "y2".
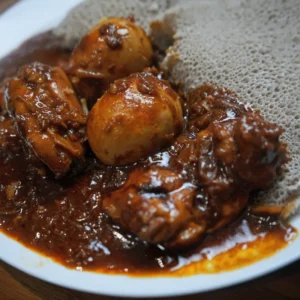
[{"x1": 0, "y1": 0, "x2": 299, "y2": 298}]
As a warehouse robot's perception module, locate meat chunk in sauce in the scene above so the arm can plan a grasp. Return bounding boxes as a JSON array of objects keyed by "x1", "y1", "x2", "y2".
[
  {"x1": 6, "y1": 62, "x2": 87, "y2": 177},
  {"x1": 234, "y1": 112, "x2": 287, "y2": 189},
  {"x1": 103, "y1": 167, "x2": 207, "y2": 248},
  {"x1": 103, "y1": 84, "x2": 287, "y2": 248},
  {"x1": 187, "y1": 83, "x2": 246, "y2": 132},
  {"x1": 187, "y1": 84, "x2": 287, "y2": 189}
]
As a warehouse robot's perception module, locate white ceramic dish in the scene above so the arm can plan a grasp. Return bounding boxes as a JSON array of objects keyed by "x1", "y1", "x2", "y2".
[{"x1": 0, "y1": 0, "x2": 299, "y2": 298}]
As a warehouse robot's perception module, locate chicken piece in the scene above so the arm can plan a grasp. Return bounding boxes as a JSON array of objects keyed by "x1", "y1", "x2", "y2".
[
  {"x1": 193, "y1": 122, "x2": 249, "y2": 232},
  {"x1": 233, "y1": 112, "x2": 288, "y2": 189},
  {"x1": 185, "y1": 84, "x2": 287, "y2": 190},
  {"x1": 87, "y1": 71, "x2": 183, "y2": 165},
  {"x1": 68, "y1": 17, "x2": 153, "y2": 107},
  {"x1": 174, "y1": 111, "x2": 286, "y2": 232},
  {"x1": 195, "y1": 111, "x2": 287, "y2": 193},
  {"x1": 187, "y1": 83, "x2": 247, "y2": 133},
  {"x1": 103, "y1": 167, "x2": 208, "y2": 248},
  {"x1": 6, "y1": 62, "x2": 86, "y2": 177}
]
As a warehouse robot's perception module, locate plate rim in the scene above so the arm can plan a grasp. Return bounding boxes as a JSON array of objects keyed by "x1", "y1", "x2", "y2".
[{"x1": 1, "y1": 230, "x2": 300, "y2": 298}]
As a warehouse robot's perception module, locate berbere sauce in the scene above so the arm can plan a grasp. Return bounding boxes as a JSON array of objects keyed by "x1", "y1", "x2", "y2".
[{"x1": 0, "y1": 32, "x2": 296, "y2": 276}]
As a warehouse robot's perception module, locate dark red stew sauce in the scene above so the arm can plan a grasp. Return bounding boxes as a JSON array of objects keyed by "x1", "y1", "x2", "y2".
[{"x1": 0, "y1": 33, "x2": 296, "y2": 276}]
